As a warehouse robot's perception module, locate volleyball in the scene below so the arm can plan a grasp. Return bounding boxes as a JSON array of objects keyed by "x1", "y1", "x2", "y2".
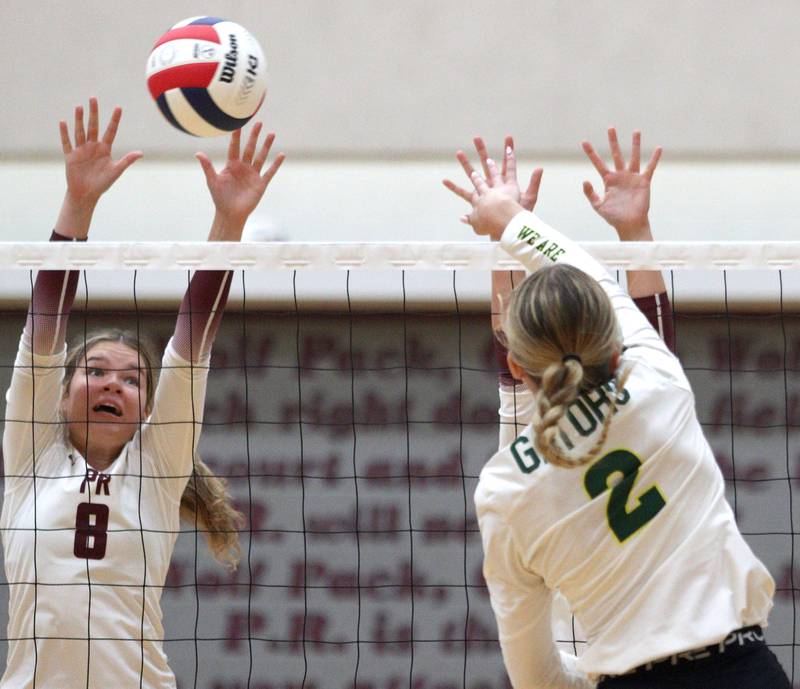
[{"x1": 146, "y1": 16, "x2": 267, "y2": 137}]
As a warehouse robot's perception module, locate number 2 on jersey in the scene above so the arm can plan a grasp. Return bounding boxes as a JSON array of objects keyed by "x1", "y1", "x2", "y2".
[
  {"x1": 584, "y1": 449, "x2": 666, "y2": 543},
  {"x1": 73, "y1": 502, "x2": 109, "y2": 559}
]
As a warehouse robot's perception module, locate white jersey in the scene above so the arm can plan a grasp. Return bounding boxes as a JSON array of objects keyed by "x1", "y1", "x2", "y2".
[
  {"x1": 1, "y1": 338, "x2": 208, "y2": 689},
  {"x1": 475, "y1": 212, "x2": 775, "y2": 687}
]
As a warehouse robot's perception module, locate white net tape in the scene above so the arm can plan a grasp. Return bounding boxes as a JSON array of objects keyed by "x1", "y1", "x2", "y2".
[{"x1": 1, "y1": 241, "x2": 800, "y2": 271}]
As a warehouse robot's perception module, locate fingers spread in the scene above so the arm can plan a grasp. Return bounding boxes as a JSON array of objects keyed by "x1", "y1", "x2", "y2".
[
  {"x1": 227, "y1": 128, "x2": 241, "y2": 161},
  {"x1": 581, "y1": 140, "x2": 607, "y2": 177},
  {"x1": 486, "y1": 157, "x2": 502, "y2": 186},
  {"x1": 502, "y1": 136, "x2": 516, "y2": 182},
  {"x1": 195, "y1": 152, "x2": 216, "y2": 183},
  {"x1": 111, "y1": 151, "x2": 143, "y2": 181},
  {"x1": 74, "y1": 105, "x2": 86, "y2": 147},
  {"x1": 443, "y1": 179, "x2": 474, "y2": 204},
  {"x1": 582, "y1": 180, "x2": 601, "y2": 207},
  {"x1": 260, "y1": 151, "x2": 285, "y2": 187},
  {"x1": 473, "y1": 137, "x2": 492, "y2": 181},
  {"x1": 644, "y1": 146, "x2": 663, "y2": 180},
  {"x1": 607, "y1": 127, "x2": 624, "y2": 171},
  {"x1": 456, "y1": 150, "x2": 477, "y2": 181},
  {"x1": 253, "y1": 132, "x2": 276, "y2": 173},
  {"x1": 87, "y1": 97, "x2": 99, "y2": 142},
  {"x1": 242, "y1": 122, "x2": 262, "y2": 164},
  {"x1": 520, "y1": 168, "x2": 543, "y2": 211},
  {"x1": 629, "y1": 130, "x2": 641, "y2": 172},
  {"x1": 102, "y1": 107, "x2": 123, "y2": 146},
  {"x1": 59, "y1": 121, "x2": 72, "y2": 155},
  {"x1": 470, "y1": 170, "x2": 489, "y2": 194}
]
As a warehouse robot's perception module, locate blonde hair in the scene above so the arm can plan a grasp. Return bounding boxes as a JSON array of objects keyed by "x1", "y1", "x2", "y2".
[
  {"x1": 64, "y1": 329, "x2": 244, "y2": 570},
  {"x1": 180, "y1": 456, "x2": 245, "y2": 571},
  {"x1": 503, "y1": 265, "x2": 630, "y2": 468}
]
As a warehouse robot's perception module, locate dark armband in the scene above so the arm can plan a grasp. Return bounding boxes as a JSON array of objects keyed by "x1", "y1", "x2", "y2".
[
  {"x1": 493, "y1": 331, "x2": 519, "y2": 387},
  {"x1": 51, "y1": 230, "x2": 87, "y2": 242}
]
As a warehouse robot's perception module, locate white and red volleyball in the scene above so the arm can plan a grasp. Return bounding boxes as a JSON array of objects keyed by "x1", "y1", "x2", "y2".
[{"x1": 146, "y1": 17, "x2": 267, "y2": 137}]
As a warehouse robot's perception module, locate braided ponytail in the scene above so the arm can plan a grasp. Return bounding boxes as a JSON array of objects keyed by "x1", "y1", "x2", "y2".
[
  {"x1": 504, "y1": 264, "x2": 627, "y2": 468},
  {"x1": 533, "y1": 358, "x2": 631, "y2": 468}
]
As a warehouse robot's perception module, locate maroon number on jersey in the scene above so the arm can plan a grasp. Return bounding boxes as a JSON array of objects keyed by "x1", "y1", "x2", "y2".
[{"x1": 73, "y1": 502, "x2": 110, "y2": 559}]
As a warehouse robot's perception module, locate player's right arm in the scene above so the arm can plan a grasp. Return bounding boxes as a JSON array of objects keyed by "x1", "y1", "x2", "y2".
[
  {"x1": 143, "y1": 125, "x2": 285, "y2": 480},
  {"x1": 3, "y1": 99, "x2": 141, "y2": 479},
  {"x1": 457, "y1": 137, "x2": 543, "y2": 449},
  {"x1": 478, "y1": 504, "x2": 594, "y2": 689}
]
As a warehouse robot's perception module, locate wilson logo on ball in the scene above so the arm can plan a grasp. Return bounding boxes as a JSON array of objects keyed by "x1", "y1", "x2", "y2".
[{"x1": 146, "y1": 16, "x2": 267, "y2": 137}]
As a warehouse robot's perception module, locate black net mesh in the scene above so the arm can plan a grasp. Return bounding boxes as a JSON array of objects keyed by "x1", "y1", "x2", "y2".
[{"x1": 0, "y1": 268, "x2": 797, "y2": 688}]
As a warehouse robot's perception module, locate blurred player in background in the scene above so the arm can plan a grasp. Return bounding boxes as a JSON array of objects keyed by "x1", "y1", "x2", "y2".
[
  {"x1": 444, "y1": 134, "x2": 789, "y2": 688},
  {"x1": 1, "y1": 98, "x2": 283, "y2": 689}
]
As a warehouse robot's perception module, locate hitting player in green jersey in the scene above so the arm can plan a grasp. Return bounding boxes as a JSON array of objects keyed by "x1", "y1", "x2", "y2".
[{"x1": 444, "y1": 134, "x2": 789, "y2": 688}]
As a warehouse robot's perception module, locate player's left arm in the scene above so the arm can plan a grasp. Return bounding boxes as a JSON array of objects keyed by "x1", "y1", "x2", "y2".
[
  {"x1": 478, "y1": 507, "x2": 594, "y2": 689},
  {"x1": 145, "y1": 125, "x2": 285, "y2": 472},
  {"x1": 582, "y1": 128, "x2": 674, "y2": 353}
]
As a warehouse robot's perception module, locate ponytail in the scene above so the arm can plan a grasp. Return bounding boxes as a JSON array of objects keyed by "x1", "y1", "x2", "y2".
[
  {"x1": 533, "y1": 358, "x2": 631, "y2": 468},
  {"x1": 180, "y1": 456, "x2": 245, "y2": 571}
]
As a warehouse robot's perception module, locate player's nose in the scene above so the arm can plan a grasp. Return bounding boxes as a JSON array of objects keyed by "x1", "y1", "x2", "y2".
[{"x1": 103, "y1": 378, "x2": 123, "y2": 393}]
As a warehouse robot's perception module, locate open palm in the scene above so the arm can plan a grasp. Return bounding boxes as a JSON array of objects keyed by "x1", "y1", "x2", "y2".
[
  {"x1": 196, "y1": 123, "x2": 284, "y2": 224},
  {"x1": 60, "y1": 98, "x2": 142, "y2": 204},
  {"x1": 582, "y1": 129, "x2": 662, "y2": 239}
]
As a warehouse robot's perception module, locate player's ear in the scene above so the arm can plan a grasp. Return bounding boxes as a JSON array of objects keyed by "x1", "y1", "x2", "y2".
[
  {"x1": 506, "y1": 352, "x2": 523, "y2": 381},
  {"x1": 609, "y1": 348, "x2": 622, "y2": 376},
  {"x1": 507, "y1": 352, "x2": 531, "y2": 384}
]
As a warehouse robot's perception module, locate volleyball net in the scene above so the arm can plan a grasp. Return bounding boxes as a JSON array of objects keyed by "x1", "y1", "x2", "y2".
[{"x1": 0, "y1": 241, "x2": 798, "y2": 689}]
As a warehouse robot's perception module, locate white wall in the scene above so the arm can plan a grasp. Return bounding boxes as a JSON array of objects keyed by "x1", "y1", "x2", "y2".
[
  {"x1": 3, "y1": 159, "x2": 799, "y2": 243},
  {"x1": 2, "y1": 0, "x2": 800, "y2": 158},
  {"x1": 2, "y1": 1, "x2": 799, "y2": 302}
]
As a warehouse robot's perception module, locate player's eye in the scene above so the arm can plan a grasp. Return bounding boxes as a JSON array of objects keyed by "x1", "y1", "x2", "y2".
[
  {"x1": 88, "y1": 367, "x2": 104, "y2": 377},
  {"x1": 124, "y1": 375, "x2": 140, "y2": 387}
]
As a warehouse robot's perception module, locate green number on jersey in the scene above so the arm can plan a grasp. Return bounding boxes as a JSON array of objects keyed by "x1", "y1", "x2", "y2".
[{"x1": 584, "y1": 449, "x2": 666, "y2": 542}]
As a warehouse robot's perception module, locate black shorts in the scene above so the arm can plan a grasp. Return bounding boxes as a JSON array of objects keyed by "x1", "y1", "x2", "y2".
[{"x1": 597, "y1": 627, "x2": 791, "y2": 689}]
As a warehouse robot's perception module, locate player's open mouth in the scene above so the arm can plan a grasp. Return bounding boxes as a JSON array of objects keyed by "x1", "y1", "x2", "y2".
[{"x1": 93, "y1": 404, "x2": 123, "y2": 417}]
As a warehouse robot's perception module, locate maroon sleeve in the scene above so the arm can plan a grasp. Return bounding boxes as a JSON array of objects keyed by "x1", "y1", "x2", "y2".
[
  {"x1": 23, "y1": 231, "x2": 80, "y2": 355},
  {"x1": 493, "y1": 334, "x2": 519, "y2": 388},
  {"x1": 172, "y1": 270, "x2": 233, "y2": 362},
  {"x1": 632, "y1": 291, "x2": 675, "y2": 354}
]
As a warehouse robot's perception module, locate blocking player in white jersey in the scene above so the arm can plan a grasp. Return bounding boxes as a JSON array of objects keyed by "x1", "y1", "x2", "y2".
[
  {"x1": 1, "y1": 99, "x2": 284, "y2": 689},
  {"x1": 444, "y1": 138, "x2": 790, "y2": 688}
]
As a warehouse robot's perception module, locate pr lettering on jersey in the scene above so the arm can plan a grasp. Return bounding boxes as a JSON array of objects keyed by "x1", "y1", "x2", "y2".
[
  {"x1": 80, "y1": 468, "x2": 111, "y2": 495},
  {"x1": 516, "y1": 226, "x2": 567, "y2": 262}
]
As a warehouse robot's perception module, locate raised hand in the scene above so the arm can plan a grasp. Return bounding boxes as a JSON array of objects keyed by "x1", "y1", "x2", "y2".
[
  {"x1": 443, "y1": 137, "x2": 542, "y2": 240},
  {"x1": 55, "y1": 98, "x2": 143, "y2": 239},
  {"x1": 582, "y1": 128, "x2": 662, "y2": 240},
  {"x1": 196, "y1": 123, "x2": 285, "y2": 241}
]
